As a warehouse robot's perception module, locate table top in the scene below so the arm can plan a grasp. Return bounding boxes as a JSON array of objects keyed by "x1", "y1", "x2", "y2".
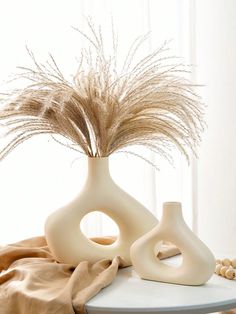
[{"x1": 86, "y1": 256, "x2": 236, "y2": 314}]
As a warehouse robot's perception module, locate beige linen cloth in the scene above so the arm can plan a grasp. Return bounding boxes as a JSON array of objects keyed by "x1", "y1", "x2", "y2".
[{"x1": 0, "y1": 236, "x2": 180, "y2": 314}]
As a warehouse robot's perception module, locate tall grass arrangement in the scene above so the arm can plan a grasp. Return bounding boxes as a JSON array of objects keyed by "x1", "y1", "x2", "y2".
[{"x1": 0, "y1": 21, "x2": 204, "y2": 164}]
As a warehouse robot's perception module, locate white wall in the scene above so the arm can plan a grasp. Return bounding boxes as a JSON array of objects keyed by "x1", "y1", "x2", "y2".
[{"x1": 196, "y1": 0, "x2": 236, "y2": 257}]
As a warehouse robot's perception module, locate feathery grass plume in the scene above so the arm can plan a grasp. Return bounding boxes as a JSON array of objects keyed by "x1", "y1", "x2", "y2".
[{"x1": 0, "y1": 21, "x2": 204, "y2": 163}]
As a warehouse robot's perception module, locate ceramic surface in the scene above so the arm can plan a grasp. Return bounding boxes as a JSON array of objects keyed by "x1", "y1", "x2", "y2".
[
  {"x1": 45, "y1": 157, "x2": 158, "y2": 266},
  {"x1": 130, "y1": 202, "x2": 215, "y2": 285}
]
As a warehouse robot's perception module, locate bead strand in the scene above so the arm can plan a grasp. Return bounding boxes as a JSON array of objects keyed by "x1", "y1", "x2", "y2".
[{"x1": 215, "y1": 259, "x2": 236, "y2": 280}]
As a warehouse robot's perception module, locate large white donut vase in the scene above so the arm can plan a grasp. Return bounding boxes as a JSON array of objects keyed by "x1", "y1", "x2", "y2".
[{"x1": 45, "y1": 157, "x2": 158, "y2": 266}]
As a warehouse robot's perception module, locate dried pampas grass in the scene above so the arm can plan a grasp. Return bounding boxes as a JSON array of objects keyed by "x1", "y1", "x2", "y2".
[{"x1": 0, "y1": 22, "x2": 204, "y2": 163}]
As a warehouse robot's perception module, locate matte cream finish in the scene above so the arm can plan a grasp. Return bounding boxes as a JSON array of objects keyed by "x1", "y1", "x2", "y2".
[
  {"x1": 45, "y1": 157, "x2": 158, "y2": 266},
  {"x1": 130, "y1": 202, "x2": 215, "y2": 285}
]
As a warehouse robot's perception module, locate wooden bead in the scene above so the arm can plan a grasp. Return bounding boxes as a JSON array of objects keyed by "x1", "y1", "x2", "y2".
[
  {"x1": 215, "y1": 259, "x2": 221, "y2": 265},
  {"x1": 225, "y1": 268, "x2": 235, "y2": 280},
  {"x1": 231, "y1": 259, "x2": 236, "y2": 268},
  {"x1": 215, "y1": 264, "x2": 222, "y2": 275},
  {"x1": 222, "y1": 258, "x2": 231, "y2": 266},
  {"x1": 220, "y1": 266, "x2": 229, "y2": 276}
]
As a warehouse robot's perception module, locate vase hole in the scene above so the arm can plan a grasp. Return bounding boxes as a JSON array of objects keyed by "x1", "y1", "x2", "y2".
[
  {"x1": 155, "y1": 241, "x2": 183, "y2": 267},
  {"x1": 80, "y1": 211, "x2": 119, "y2": 246}
]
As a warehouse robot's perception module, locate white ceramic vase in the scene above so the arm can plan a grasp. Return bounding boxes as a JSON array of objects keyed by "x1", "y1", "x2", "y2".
[
  {"x1": 45, "y1": 157, "x2": 158, "y2": 266},
  {"x1": 130, "y1": 202, "x2": 215, "y2": 285}
]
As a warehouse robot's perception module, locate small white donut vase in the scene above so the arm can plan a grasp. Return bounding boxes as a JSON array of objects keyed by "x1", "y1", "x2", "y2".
[
  {"x1": 45, "y1": 157, "x2": 158, "y2": 267},
  {"x1": 130, "y1": 202, "x2": 215, "y2": 285}
]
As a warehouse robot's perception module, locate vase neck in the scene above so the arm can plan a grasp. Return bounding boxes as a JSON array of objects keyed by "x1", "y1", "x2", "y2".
[
  {"x1": 161, "y1": 202, "x2": 183, "y2": 223},
  {"x1": 86, "y1": 157, "x2": 111, "y2": 182}
]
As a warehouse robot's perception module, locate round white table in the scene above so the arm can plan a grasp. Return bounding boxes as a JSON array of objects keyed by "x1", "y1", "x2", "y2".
[{"x1": 86, "y1": 256, "x2": 236, "y2": 314}]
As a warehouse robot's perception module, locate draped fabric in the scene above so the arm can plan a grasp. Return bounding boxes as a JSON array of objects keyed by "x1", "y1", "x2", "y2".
[{"x1": 0, "y1": 236, "x2": 180, "y2": 314}]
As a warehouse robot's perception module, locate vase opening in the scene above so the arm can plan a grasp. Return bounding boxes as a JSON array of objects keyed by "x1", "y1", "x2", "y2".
[{"x1": 80, "y1": 211, "x2": 120, "y2": 246}]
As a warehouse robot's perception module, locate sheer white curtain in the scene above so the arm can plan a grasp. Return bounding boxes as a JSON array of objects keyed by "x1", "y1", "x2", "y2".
[{"x1": 0, "y1": 0, "x2": 195, "y2": 244}]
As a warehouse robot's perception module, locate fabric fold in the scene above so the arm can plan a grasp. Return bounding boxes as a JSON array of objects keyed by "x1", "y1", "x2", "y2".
[{"x1": 0, "y1": 236, "x2": 180, "y2": 314}]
